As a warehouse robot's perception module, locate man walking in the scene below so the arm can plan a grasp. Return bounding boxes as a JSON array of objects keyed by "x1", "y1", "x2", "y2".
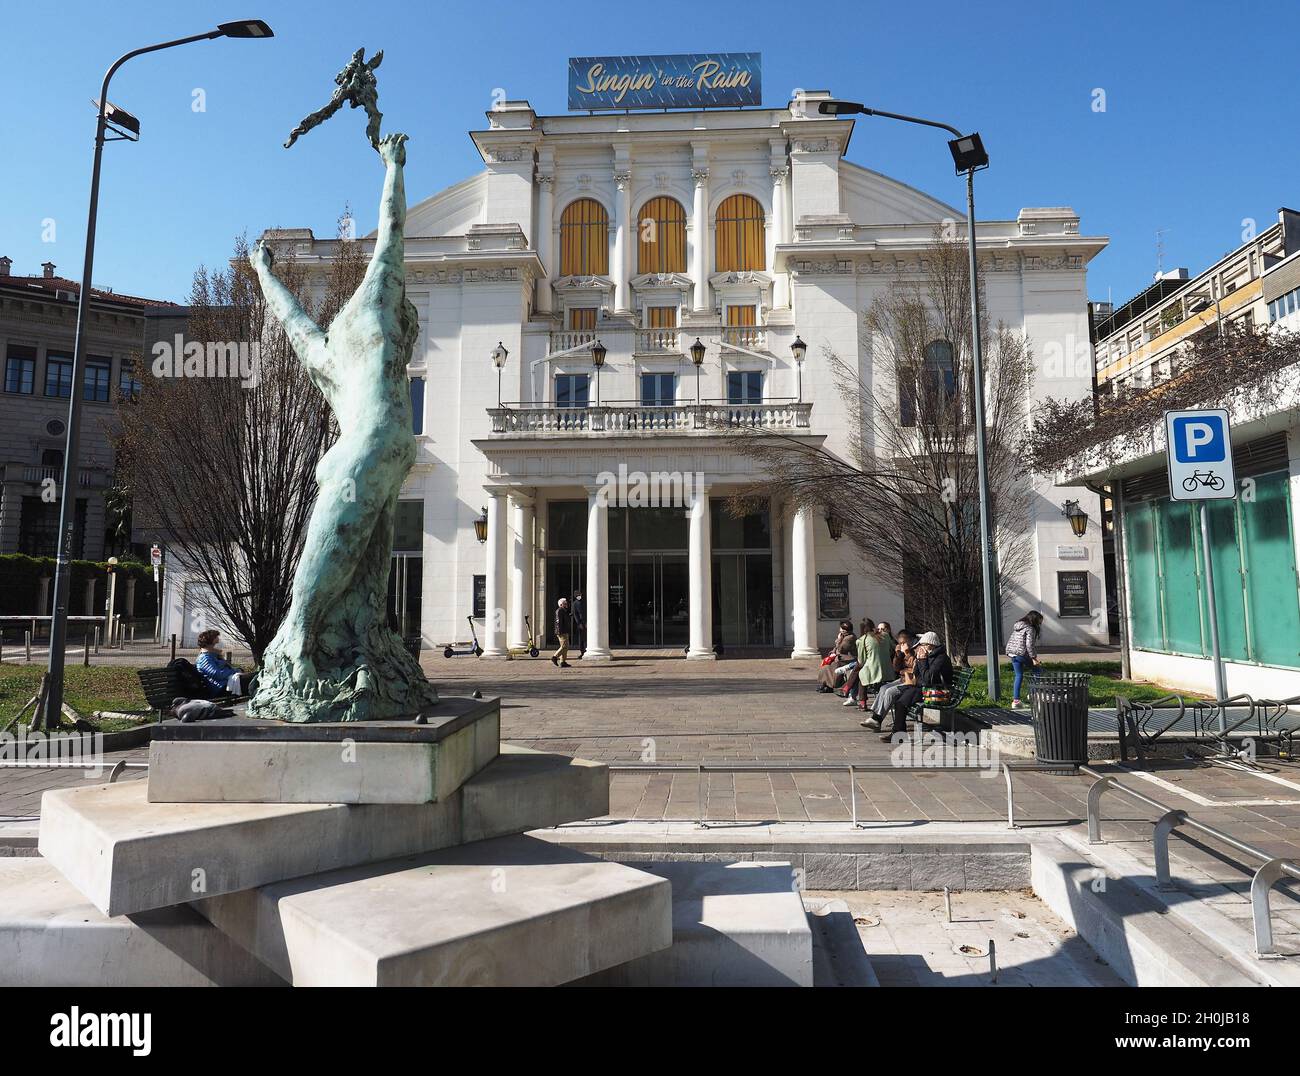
[
  {"x1": 552, "y1": 597, "x2": 573, "y2": 668},
  {"x1": 571, "y1": 590, "x2": 586, "y2": 656}
]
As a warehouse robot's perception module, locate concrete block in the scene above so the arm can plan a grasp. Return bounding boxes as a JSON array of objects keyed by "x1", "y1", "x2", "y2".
[
  {"x1": 963, "y1": 852, "x2": 1031, "y2": 891},
  {"x1": 197, "y1": 835, "x2": 671, "y2": 986},
  {"x1": 147, "y1": 700, "x2": 499, "y2": 804},
  {"x1": 803, "y1": 852, "x2": 857, "y2": 890},
  {"x1": 578, "y1": 861, "x2": 813, "y2": 987},
  {"x1": 0, "y1": 859, "x2": 282, "y2": 987},
  {"x1": 39, "y1": 745, "x2": 607, "y2": 917},
  {"x1": 857, "y1": 854, "x2": 913, "y2": 890},
  {"x1": 906, "y1": 853, "x2": 965, "y2": 891}
]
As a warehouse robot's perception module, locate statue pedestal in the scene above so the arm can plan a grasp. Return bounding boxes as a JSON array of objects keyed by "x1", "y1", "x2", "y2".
[{"x1": 147, "y1": 698, "x2": 499, "y2": 805}]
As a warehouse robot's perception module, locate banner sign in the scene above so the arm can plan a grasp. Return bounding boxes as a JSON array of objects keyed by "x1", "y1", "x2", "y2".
[
  {"x1": 568, "y1": 53, "x2": 761, "y2": 111},
  {"x1": 817, "y1": 574, "x2": 850, "y2": 621}
]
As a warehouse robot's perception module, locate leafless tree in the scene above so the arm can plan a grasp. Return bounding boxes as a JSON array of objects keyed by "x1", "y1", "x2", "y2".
[
  {"x1": 728, "y1": 237, "x2": 1035, "y2": 663},
  {"x1": 115, "y1": 220, "x2": 364, "y2": 662}
]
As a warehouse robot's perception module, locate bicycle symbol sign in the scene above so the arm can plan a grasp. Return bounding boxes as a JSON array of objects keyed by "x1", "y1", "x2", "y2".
[{"x1": 1164, "y1": 408, "x2": 1235, "y2": 501}]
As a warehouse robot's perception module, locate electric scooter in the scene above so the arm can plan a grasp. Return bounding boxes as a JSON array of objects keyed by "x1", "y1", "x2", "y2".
[
  {"x1": 507, "y1": 614, "x2": 541, "y2": 658},
  {"x1": 442, "y1": 615, "x2": 484, "y2": 659}
]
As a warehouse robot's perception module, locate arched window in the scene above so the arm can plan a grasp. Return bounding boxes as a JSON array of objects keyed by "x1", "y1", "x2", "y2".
[
  {"x1": 637, "y1": 197, "x2": 686, "y2": 274},
  {"x1": 559, "y1": 198, "x2": 609, "y2": 276},
  {"x1": 714, "y1": 194, "x2": 765, "y2": 272}
]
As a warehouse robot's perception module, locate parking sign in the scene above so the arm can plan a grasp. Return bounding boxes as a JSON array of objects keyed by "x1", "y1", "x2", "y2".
[{"x1": 1165, "y1": 408, "x2": 1235, "y2": 501}]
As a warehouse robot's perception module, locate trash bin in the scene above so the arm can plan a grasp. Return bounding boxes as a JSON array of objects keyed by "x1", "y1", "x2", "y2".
[{"x1": 1028, "y1": 672, "x2": 1090, "y2": 769}]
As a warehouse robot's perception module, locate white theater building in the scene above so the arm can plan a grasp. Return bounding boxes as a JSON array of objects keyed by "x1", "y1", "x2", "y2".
[{"x1": 252, "y1": 87, "x2": 1109, "y2": 660}]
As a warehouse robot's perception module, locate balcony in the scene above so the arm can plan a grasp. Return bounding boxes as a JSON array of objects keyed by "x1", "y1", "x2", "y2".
[
  {"x1": 547, "y1": 323, "x2": 772, "y2": 358},
  {"x1": 488, "y1": 400, "x2": 812, "y2": 437}
]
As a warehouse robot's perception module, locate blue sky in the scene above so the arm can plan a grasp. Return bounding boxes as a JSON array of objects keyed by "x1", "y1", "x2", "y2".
[{"x1": 2, "y1": 0, "x2": 1296, "y2": 307}]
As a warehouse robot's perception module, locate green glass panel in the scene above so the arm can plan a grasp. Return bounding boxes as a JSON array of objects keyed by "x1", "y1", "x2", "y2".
[
  {"x1": 1240, "y1": 473, "x2": 1300, "y2": 668},
  {"x1": 1124, "y1": 502, "x2": 1164, "y2": 650},
  {"x1": 1157, "y1": 499, "x2": 1205, "y2": 656},
  {"x1": 1200, "y1": 499, "x2": 1249, "y2": 662}
]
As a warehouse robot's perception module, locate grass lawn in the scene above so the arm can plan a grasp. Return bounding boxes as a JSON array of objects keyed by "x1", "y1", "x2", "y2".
[
  {"x1": 959, "y1": 660, "x2": 1202, "y2": 710},
  {"x1": 1, "y1": 664, "x2": 150, "y2": 732}
]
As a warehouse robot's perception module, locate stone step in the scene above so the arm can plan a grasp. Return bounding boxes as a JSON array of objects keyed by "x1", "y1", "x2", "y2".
[
  {"x1": 196, "y1": 834, "x2": 672, "y2": 986},
  {"x1": 0, "y1": 858, "x2": 283, "y2": 987},
  {"x1": 39, "y1": 744, "x2": 607, "y2": 918},
  {"x1": 575, "y1": 861, "x2": 813, "y2": 986}
]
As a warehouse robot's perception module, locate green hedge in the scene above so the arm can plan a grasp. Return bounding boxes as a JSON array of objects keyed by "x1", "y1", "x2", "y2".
[{"x1": 0, "y1": 553, "x2": 158, "y2": 619}]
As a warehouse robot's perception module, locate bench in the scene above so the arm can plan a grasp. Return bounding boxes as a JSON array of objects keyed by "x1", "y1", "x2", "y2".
[
  {"x1": 901, "y1": 665, "x2": 975, "y2": 734},
  {"x1": 136, "y1": 667, "x2": 241, "y2": 722}
]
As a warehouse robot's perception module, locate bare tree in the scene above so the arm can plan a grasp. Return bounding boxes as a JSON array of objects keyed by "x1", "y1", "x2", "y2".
[
  {"x1": 728, "y1": 237, "x2": 1035, "y2": 663},
  {"x1": 115, "y1": 220, "x2": 364, "y2": 662}
]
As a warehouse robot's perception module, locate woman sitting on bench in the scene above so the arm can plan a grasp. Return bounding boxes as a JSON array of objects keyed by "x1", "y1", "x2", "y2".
[
  {"x1": 879, "y1": 631, "x2": 953, "y2": 738},
  {"x1": 196, "y1": 630, "x2": 256, "y2": 696}
]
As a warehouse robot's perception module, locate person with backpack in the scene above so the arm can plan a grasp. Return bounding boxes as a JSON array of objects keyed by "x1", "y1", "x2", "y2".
[
  {"x1": 195, "y1": 630, "x2": 255, "y2": 696},
  {"x1": 1005, "y1": 610, "x2": 1044, "y2": 708}
]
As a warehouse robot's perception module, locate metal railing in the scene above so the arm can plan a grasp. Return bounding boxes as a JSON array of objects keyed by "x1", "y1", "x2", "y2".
[
  {"x1": 1081, "y1": 764, "x2": 1300, "y2": 957},
  {"x1": 607, "y1": 759, "x2": 1086, "y2": 832}
]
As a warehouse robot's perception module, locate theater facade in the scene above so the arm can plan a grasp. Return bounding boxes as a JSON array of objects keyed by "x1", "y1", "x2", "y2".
[{"x1": 261, "y1": 73, "x2": 1109, "y2": 659}]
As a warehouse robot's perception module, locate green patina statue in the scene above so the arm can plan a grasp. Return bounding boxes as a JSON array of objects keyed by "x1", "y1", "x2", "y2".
[{"x1": 247, "y1": 51, "x2": 437, "y2": 722}]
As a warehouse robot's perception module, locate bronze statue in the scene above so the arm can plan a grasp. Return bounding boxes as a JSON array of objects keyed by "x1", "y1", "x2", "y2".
[{"x1": 284, "y1": 47, "x2": 385, "y2": 151}]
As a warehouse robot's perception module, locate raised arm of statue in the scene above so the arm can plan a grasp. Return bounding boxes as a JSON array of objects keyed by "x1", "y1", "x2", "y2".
[
  {"x1": 359, "y1": 133, "x2": 408, "y2": 299},
  {"x1": 249, "y1": 241, "x2": 337, "y2": 395}
]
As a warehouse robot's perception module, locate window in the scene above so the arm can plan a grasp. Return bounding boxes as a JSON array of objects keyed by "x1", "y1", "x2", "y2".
[
  {"x1": 637, "y1": 196, "x2": 686, "y2": 274},
  {"x1": 4, "y1": 347, "x2": 35, "y2": 394},
  {"x1": 640, "y1": 373, "x2": 676, "y2": 407},
  {"x1": 559, "y1": 198, "x2": 609, "y2": 276},
  {"x1": 715, "y1": 194, "x2": 765, "y2": 272},
  {"x1": 568, "y1": 307, "x2": 597, "y2": 332},
  {"x1": 555, "y1": 373, "x2": 590, "y2": 408},
  {"x1": 727, "y1": 370, "x2": 762, "y2": 404},
  {"x1": 646, "y1": 306, "x2": 676, "y2": 328},
  {"x1": 44, "y1": 353, "x2": 73, "y2": 398},
  {"x1": 118, "y1": 357, "x2": 142, "y2": 400},
  {"x1": 409, "y1": 376, "x2": 425, "y2": 434},
  {"x1": 84, "y1": 357, "x2": 111, "y2": 402},
  {"x1": 41, "y1": 448, "x2": 63, "y2": 468},
  {"x1": 725, "y1": 304, "x2": 759, "y2": 348},
  {"x1": 393, "y1": 500, "x2": 424, "y2": 552}
]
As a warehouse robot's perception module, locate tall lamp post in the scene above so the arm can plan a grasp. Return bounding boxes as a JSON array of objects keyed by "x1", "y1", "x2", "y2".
[
  {"x1": 590, "y1": 339, "x2": 606, "y2": 405},
  {"x1": 818, "y1": 99, "x2": 1000, "y2": 699},
  {"x1": 690, "y1": 337, "x2": 706, "y2": 406},
  {"x1": 41, "y1": 20, "x2": 274, "y2": 729}
]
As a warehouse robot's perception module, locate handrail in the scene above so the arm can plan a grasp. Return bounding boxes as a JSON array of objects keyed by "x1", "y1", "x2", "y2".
[
  {"x1": 0, "y1": 760, "x2": 146, "y2": 782},
  {"x1": 1080, "y1": 763, "x2": 1300, "y2": 957}
]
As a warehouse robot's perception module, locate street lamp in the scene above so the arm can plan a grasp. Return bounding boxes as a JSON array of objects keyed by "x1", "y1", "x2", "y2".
[
  {"x1": 473, "y1": 507, "x2": 489, "y2": 544},
  {"x1": 790, "y1": 335, "x2": 807, "y2": 402},
  {"x1": 1063, "y1": 499, "x2": 1088, "y2": 537},
  {"x1": 690, "y1": 337, "x2": 706, "y2": 406},
  {"x1": 491, "y1": 341, "x2": 508, "y2": 408},
  {"x1": 591, "y1": 339, "x2": 606, "y2": 406},
  {"x1": 818, "y1": 97, "x2": 1000, "y2": 699},
  {"x1": 105, "y1": 556, "x2": 119, "y2": 648},
  {"x1": 42, "y1": 19, "x2": 274, "y2": 729}
]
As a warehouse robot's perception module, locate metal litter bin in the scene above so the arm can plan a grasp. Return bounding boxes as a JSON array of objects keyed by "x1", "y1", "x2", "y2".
[{"x1": 1029, "y1": 671, "x2": 1090, "y2": 769}]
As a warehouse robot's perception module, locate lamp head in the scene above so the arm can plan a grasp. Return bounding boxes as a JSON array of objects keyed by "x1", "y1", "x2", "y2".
[
  {"x1": 473, "y1": 507, "x2": 489, "y2": 544},
  {"x1": 216, "y1": 20, "x2": 274, "y2": 38},
  {"x1": 790, "y1": 336, "x2": 807, "y2": 364},
  {"x1": 817, "y1": 100, "x2": 866, "y2": 117},
  {"x1": 690, "y1": 338, "x2": 706, "y2": 366},
  {"x1": 1063, "y1": 499, "x2": 1088, "y2": 537},
  {"x1": 591, "y1": 340, "x2": 607, "y2": 368},
  {"x1": 948, "y1": 132, "x2": 989, "y2": 174},
  {"x1": 491, "y1": 342, "x2": 508, "y2": 369}
]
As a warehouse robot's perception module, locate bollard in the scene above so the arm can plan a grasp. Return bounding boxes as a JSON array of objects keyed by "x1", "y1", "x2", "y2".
[
  {"x1": 83, "y1": 632, "x2": 91, "y2": 667},
  {"x1": 989, "y1": 939, "x2": 998, "y2": 983},
  {"x1": 25, "y1": 630, "x2": 32, "y2": 663},
  {"x1": 129, "y1": 624, "x2": 136, "y2": 646},
  {"x1": 94, "y1": 625, "x2": 101, "y2": 655},
  {"x1": 170, "y1": 634, "x2": 177, "y2": 663},
  {"x1": 944, "y1": 887, "x2": 952, "y2": 923}
]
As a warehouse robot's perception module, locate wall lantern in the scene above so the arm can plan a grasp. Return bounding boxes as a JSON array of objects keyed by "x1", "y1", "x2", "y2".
[
  {"x1": 473, "y1": 507, "x2": 489, "y2": 544},
  {"x1": 791, "y1": 336, "x2": 807, "y2": 402},
  {"x1": 491, "y1": 341, "x2": 508, "y2": 408},
  {"x1": 1062, "y1": 499, "x2": 1088, "y2": 537},
  {"x1": 825, "y1": 509, "x2": 844, "y2": 542}
]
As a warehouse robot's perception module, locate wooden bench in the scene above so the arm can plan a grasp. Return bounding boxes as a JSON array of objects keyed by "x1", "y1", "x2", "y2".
[
  {"x1": 902, "y1": 665, "x2": 976, "y2": 734},
  {"x1": 136, "y1": 666, "x2": 241, "y2": 721}
]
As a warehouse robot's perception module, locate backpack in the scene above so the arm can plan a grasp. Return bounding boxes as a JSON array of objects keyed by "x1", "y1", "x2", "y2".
[{"x1": 168, "y1": 657, "x2": 219, "y2": 699}]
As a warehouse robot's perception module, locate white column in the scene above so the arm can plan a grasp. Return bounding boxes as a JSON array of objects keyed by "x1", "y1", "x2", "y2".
[
  {"x1": 508, "y1": 494, "x2": 534, "y2": 650},
  {"x1": 535, "y1": 175, "x2": 554, "y2": 314},
  {"x1": 614, "y1": 170, "x2": 632, "y2": 314},
  {"x1": 770, "y1": 165, "x2": 790, "y2": 310},
  {"x1": 687, "y1": 487, "x2": 715, "y2": 660},
  {"x1": 583, "y1": 486, "x2": 612, "y2": 661},
  {"x1": 692, "y1": 168, "x2": 710, "y2": 313},
  {"x1": 482, "y1": 490, "x2": 510, "y2": 658},
  {"x1": 790, "y1": 505, "x2": 819, "y2": 658}
]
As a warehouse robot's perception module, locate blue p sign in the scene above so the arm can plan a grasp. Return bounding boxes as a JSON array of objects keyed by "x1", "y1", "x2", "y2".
[{"x1": 1172, "y1": 415, "x2": 1226, "y2": 463}]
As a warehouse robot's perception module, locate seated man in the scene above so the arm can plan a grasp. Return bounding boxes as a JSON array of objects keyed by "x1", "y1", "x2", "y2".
[{"x1": 195, "y1": 629, "x2": 255, "y2": 696}]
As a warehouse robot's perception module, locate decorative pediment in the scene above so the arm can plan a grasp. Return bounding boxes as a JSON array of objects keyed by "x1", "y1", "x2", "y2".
[
  {"x1": 631, "y1": 271, "x2": 693, "y2": 292},
  {"x1": 709, "y1": 270, "x2": 773, "y2": 289},
  {"x1": 554, "y1": 274, "x2": 614, "y2": 291}
]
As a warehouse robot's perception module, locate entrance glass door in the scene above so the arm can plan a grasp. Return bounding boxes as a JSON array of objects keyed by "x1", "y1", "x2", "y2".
[
  {"x1": 627, "y1": 553, "x2": 689, "y2": 646},
  {"x1": 387, "y1": 554, "x2": 423, "y2": 646},
  {"x1": 544, "y1": 553, "x2": 586, "y2": 647}
]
